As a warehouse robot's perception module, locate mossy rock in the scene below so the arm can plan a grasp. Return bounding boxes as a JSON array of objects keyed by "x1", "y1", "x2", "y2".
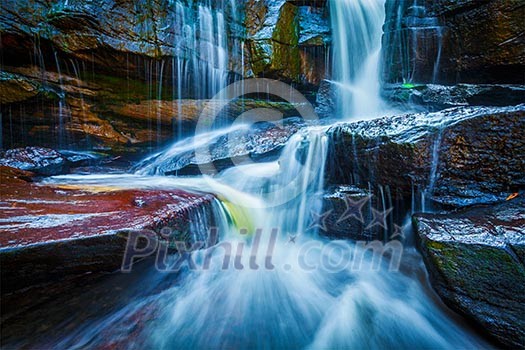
[{"x1": 414, "y1": 197, "x2": 525, "y2": 348}]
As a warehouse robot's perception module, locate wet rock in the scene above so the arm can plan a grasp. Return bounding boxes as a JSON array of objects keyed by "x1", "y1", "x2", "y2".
[
  {"x1": 383, "y1": 0, "x2": 525, "y2": 83},
  {"x1": 0, "y1": 147, "x2": 67, "y2": 175},
  {"x1": 1, "y1": 65, "x2": 310, "y2": 149},
  {"x1": 0, "y1": 180, "x2": 216, "y2": 297},
  {"x1": 0, "y1": 0, "x2": 243, "y2": 77},
  {"x1": 0, "y1": 0, "x2": 329, "y2": 93},
  {"x1": 314, "y1": 79, "x2": 336, "y2": 118},
  {"x1": 321, "y1": 185, "x2": 372, "y2": 241},
  {"x1": 0, "y1": 68, "x2": 133, "y2": 149},
  {"x1": 326, "y1": 104, "x2": 525, "y2": 207},
  {"x1": 0, "y1": 165, "x2": 35, "y2": 184},
  {"x1": 0, "y1": 71, "x2": 41, "y2": 105},
  {"x1": 382, "y1": 83, "x2": 525, "y2": 112},
  {"x1": 246, "y1": 0, "x2": 329, "y2": 86},
  {"x1": 136, "y1": 117, "x2": 307, "y2": 175},
  {"x1": 413, "y1": 196, "x2": 525, "y2": 348},
  {"x1": 107, "y1": 98, "x2": 309, "y2": 131}
]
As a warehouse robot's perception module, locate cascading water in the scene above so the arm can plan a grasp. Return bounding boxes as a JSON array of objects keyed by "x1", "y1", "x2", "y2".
[
  {"x1": 167, "y1": 1, "x2": 233, "y2": 99},
  {"x1": 2, "y1": 1, "x2": 492, "y2": 348},
  {"x1": 329, "y1": 0, "x2": 386, "y2": 119},
  {"x1": 165, "y1": 0, "x2": 236, "y2": 140},
  {"x1": 36, "y1": 125, "x2": 487, "y2": 349}
]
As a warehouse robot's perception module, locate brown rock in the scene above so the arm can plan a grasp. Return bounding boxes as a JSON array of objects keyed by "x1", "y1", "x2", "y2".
[
  {"x1": 383, "y1": 0, "x2": 525, "y2": 83},
  {"x1": 327, "y1": 105, "x2": 525, "y2": 207}
]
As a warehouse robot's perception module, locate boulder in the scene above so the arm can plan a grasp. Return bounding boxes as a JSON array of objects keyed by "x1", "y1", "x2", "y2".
[
  {"x1": 326, "y1": 104, "x2": 525, "y2": 208},
  {"x1": 135, "y1": 117, "x2": 307, "y2": 175},
  {"x1": 413, "y1": 196, "x2": 525, "y2": 348},
  {"x1": 0, "y1": 176, "x2": 217, "y2": 307},
  {"x1": 0, "y1": 147, "x2": 67, "y2": 175}
]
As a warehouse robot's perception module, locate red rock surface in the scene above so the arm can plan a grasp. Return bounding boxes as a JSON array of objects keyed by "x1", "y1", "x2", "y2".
[
  {"x1": 0, "y1": 166, "x2": 215, "y2": 296},
  {"x1": 0, "y1": 171, "x2": 213, "y2": 248}
]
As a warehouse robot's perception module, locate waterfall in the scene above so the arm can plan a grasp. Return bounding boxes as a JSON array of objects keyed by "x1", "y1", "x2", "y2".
[
  {"x1": 329, "y1": 0, "x2": 386, "y2": 119},
  {"x1": 7, "y1": 1, "x2": 490, "y2": 348},
  {"x1": 168, "y1": 0, "x2": 231, "y2": 101},
  {"x1": 40, "y1": 126, "x2": 486, "y2": 348}
]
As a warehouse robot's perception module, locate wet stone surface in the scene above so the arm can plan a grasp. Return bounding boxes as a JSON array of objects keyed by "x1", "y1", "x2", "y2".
[
  {"x1": 0, "y1": 166, "x2": 215, "y2": 298},
  {"x1": 327, "y1": 104, "x2": 525, "y2": 208},
  {"x1": 413, "y1": 196, "x2": 525, "y2": 348}
]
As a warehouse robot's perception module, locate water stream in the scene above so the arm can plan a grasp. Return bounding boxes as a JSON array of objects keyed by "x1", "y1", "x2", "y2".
[
  {"x1": 1, "y1": 1, "x2": 493, "y2": 348},
  {"x1": 329, "y1": 0, "x2": 386, "y2": 119},
  {"x1": 31, "y1": 125, "x2": 488, "y2": 349}
]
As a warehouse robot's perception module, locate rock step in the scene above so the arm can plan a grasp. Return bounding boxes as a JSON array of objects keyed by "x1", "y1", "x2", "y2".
[{"x1": 326, "y1": 104, "x2": 525, "y2": 208}]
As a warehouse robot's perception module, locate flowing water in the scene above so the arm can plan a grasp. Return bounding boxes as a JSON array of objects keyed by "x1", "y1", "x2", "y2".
[
  {"x1": 329, "y1": 0, "x2": 386, "y2": 119},
  {"x1": 27, "y1": 125, "x2": 488, "y2": 349},
  {"x1": 1, "y1": 1, "x2": 492, "y2": 348}
]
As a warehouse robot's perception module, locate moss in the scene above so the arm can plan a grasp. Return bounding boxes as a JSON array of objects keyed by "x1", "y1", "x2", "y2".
[
  {"x1": 272, "y1": 3, "x2": 299, "y2": 46},
  {"x1": 424, "y1": 239, "x2": 525, "y2": 301},
  {"x1": 249, "y1": 39, "x2": 273, "y2": 75},
  {"x1": 80, "y1": 73, "x2": 173, "y2": 103},
  {"x1": 271, "y1": 3, "x2": 300, "y2": 81}
]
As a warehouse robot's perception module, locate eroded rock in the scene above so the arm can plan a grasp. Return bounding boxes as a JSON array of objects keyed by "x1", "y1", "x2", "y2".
[
  {"x1": 0, "y1": 178, "x2": 216, "y2": 297},
  {"x1": 383, "y1": 0, "x2": 525, "y2": 83}
]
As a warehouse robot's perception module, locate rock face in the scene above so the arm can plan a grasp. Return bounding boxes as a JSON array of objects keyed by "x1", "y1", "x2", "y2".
[
  {"x1": 383, "y1": 0, "x2": 525, "y2": 84},
  {"x1": 326, "y1": 104, "x2": 525, "y2": 207},
  {"x1": 0, "y1": 66, "x2": 308, "y2": 150},
  {"x1": 0, "y1": 0, "x2": 327, "y2": 151},
  {"x1": 246, "y1": 0, "x2": 329, "y2": 87},
  {"x1": 0, "y1": 0, "x2": 244, "y2": 78},
  {"x1": 413, "y1": 196, "x2": 525, "y2": 348}
]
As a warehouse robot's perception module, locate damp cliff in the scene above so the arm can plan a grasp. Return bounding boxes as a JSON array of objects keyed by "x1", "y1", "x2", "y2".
[
  {"x1": 382, "y1": 0, "x2": 525, "y2": 84},
  {"x1": 2, "y1": 0, "x2": 523, "y2": 152}
]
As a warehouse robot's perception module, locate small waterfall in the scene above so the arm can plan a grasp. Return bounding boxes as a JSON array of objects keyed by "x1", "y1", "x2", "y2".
[
  {"x1": 134, "y1": 123, "x2": 250, "y2": 175},
  {"x1": 168, "y1": 0, "x2": 232, "y2": 101},
  {"x1": 40, "y1": 124, "x2": 487, "y2": 348},
  {"x1": 329, "y1": 0, "x2": 386, "y2": 119}
]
